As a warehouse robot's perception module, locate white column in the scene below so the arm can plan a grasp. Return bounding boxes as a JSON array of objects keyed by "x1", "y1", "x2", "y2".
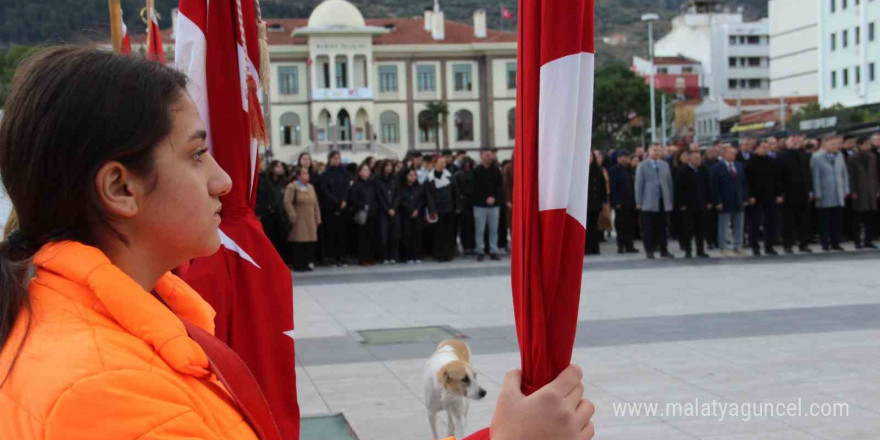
[{"x1": 347, "y1": 54, "x2": 354, "y2": 89}]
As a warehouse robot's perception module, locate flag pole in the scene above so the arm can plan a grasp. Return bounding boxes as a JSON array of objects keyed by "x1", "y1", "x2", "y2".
[{"x1": 108, "y1": 0, "x2": 123, "y2": 53}]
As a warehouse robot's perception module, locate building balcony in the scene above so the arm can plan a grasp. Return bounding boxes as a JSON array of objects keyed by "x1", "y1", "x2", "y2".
[{"x1": 311, "y1": 88, "x2": 374, "y2": 101}]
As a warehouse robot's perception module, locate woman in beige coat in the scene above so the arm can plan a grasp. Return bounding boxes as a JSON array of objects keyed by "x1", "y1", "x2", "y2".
[{"x1": 284, "y1": 166, "x2": 321, "y2": 271}]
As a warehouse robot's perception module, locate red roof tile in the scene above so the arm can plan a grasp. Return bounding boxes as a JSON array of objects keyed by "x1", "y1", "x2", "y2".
[{"x1": 131, "y1": 17, "x2": 516, "y2": 47}]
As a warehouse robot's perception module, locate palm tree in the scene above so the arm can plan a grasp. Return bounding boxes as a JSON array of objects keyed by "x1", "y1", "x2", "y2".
[{"x1": 425, "y1": 100, "x2": 449, "y2": 151}]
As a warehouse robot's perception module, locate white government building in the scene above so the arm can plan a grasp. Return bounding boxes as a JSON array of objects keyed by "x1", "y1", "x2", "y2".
[
  {"x1": 769, "y1": 0, "x2": 879, "y2": 108},
  {"x1": 653, "y1": 0, "x2": 771, "y2": 100},
  {"x1": 150, "y1": 0, "x2": 517, "y2": 163}
]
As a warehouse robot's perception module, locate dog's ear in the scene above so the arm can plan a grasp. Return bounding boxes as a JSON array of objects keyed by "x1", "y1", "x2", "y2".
[{"x1": 438, "y1": 365, "x2": 450, "y2": 385}]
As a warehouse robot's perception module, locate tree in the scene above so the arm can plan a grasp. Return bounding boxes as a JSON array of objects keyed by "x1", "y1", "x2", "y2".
[
  {"x1": 592, "y1": 63, "x2": 666, "y2": 149},
  {"x1": 1, "y1": 45, "x2": 39, "y2": 107},
  {"x1": 425, "y1": 100, "x2": 449, "y2": 151}
]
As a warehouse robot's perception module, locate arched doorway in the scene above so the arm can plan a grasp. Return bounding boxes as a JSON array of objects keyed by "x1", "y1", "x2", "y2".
[
  {"x1": 317, "y1": 109, "x2": 331, "y2": 143},
  {"x1": 337, "y1": 109, "x2": 351, "y2": 149},
  {"x1": 354, "y1": 108, "x2": 369, "y2": 146}
]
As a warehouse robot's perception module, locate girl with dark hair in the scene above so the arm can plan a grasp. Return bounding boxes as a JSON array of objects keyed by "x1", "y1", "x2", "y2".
[
  {"x1": 318, "y1": 150, "x2": 351, "y2": 266},
  {"x1": 348, "y1": 163, "x2": 379, "y2": 265},
  {"x1": 375, "y1": 160, "x2": 401, "y2": 263},
  {"x1": 0, "y1": 46, "x2": 595, "y2": 440},
  {"x1": 454, "y1": 156, "x2": 477, "y2": 255},
  {"x1": 256, "y1": 159, "x2": 290, "y2": 260},
  {"x1": 426, "y1": 157, "x2": 459, "y2": 261},
  {"x1": 398, "y1": 167, "x2": 432, "y2": 263},
  {"x1": 283, "y1": 166, "x2": 321, "y2": 271}
]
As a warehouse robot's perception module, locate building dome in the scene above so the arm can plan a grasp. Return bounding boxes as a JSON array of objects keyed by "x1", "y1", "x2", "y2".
[{"x1": 307, "y1": 0, "x2": 366, "y2": 28}]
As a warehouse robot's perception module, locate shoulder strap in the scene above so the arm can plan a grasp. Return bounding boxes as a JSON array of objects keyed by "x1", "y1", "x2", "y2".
[{"x1": 182, "y1": 320, "x2": 283, "y2": 440}]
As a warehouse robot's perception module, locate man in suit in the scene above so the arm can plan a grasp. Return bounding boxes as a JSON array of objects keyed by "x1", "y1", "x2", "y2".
[
  {"x1": 635, "y1": 145, "x2": 675, "y2": 259},
  {"x1": 711, "y1": 146, "x2": 749, "y2": 257},
  {"x1": 812, "y1": 135, "x2": 850, "y2": 251},
  {"x1": 778, "y1": 135, "x2": 815, "y2": 253},
  {"x1": 675, "y1": 150, "x2": 711, "y2": 258},
  {"x1": 610, "y1": 150, "x2": 639, "y2": 254},
  {"x1": 746, "y1": 140, "x2": 784, "y2": 256},
  {"x1": 847, "y1": 136, "x2": 880, "y2": 248}
]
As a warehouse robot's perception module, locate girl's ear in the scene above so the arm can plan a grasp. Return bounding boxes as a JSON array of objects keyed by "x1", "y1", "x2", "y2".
[{"x1": 94, "y1": 161, "x2": 141, "y2": 219}]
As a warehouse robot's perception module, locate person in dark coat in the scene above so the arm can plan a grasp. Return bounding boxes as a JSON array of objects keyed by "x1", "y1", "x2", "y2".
[
  {"x1": 847, "y1": 137, "x2": 880, "y2": 248},
  {"x1": 375, "y1": 160, "x2": 401, "y2": 263},
  {"x1": 348, "y1": 163, "x2": 379, "y2": 265},
  {"x1": 318, "y1": 151, "x2": 352, "y2": 266},
  {"x1": 710, "y1": 146, "x2": 749, "y2": 256},
  {"x1": 427, "y1": 157, "x2": 459, "y2": 262},
  {"x1": 777, "y1": 135, "x2": 815, "y2": 253},
  {"x1": 675, "y1": 150, "x2": 712, "y2": 258},
  {"x1": 454, "y1": 156, "x2": 476, "y2": 255},
  {"x1": 746, "y1": 141, "x2": 784, "y2": 256},
  {"x1": 609, "y1": 151, "x2": 639, "y2": 254},
  {"x1": 472, "y1": 149, "x2": 504, "y2": 261},
  {"x1": 398, "y1": 167, "x2": 431, "y2": 263},
  {"x1": 256, "y1": 160, "x2": 290, "y2": 261},
  {"x1": 586, "y1": 151, "x2": 608, "y2": 255}
]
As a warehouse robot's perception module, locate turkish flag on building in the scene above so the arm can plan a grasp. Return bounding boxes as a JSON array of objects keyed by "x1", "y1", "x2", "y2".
[
  {"x1": 175, "y1": 0, "x2": 300, "y2": 438},
  {"x1": 501, "y1": 6, "x2": 513, "y2": 20},
  {"x1": 465, "y1": 0, "x2": 594, "y2": 439},
  {"x1": 146, "y1": 0, "x2": 165, "y2": 64}
]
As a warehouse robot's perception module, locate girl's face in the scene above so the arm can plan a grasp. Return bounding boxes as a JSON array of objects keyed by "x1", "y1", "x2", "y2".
[
  {"x1": 359, "y1": 165, "x2": 371, "y2": 180},
  {"x1": 300, "y1": 154, "x2": 312, "y2": 168},
  {"x1": 383, "y1": 162, "x2": 393, "y2": 176},
  {"x1": 133, "y1": 94, "x2": 232, "y2": 265},
  {"x1": 298, "y1": 168, "x2": 310, "y2": 184},
  {"x1": 329, "y1": 154, "x2": 341, "y2": 167},
  {"x1": 406, "y1": 170, "x2": 417, "y2": 185}
]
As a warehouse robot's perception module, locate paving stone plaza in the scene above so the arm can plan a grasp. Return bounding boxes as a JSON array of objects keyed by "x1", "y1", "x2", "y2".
[{"x1": 292, "y1": 243, "x2": 880, "y2": 440}]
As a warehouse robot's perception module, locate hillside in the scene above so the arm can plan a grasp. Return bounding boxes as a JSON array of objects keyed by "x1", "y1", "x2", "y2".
[{"x1": 0, "y1": 0, "x2": 768, "y2": 67}]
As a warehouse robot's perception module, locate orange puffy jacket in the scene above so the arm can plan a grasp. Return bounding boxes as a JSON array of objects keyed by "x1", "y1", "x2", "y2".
[{"x1": 0, "y1": 241, "x2": 258, "y2": 439}]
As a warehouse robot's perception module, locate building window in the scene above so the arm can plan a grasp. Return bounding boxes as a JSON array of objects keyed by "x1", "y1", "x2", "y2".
[
  {"x1": 729, "y1": 57, "x2": 737, "y2": 67},
  {"x1": 748, "y1": 79, "x2": 761, "y2": 89},
  {"x1": 657, "y1": 67, "x2": 668, "y2": 74},
  {"x1": 335, "y1": 56, "x2": 348, "y2": 88},
  {"x1": 728, "y1": 79, "x2": 738, "y2": 89},
  {"x1": 747, "y1": 35, "x2": 760, "y2": 45},
  {"x1": 843, "y1": 29, "x2": 848, "y2": 48},
  {"x1": 747, "y1": 57, "x2": 761, "y2": 67},
  {"x1": 842, "y1": 0, "x2": 847, "y2": 8},
  {"x1": 506, "y1": 62, "x2": 517, "y2": 89},
  {"x1": 871, "y1": 63, "x2": 876, "y2": 81},
  {"x1": 379, "y1": 111, "x2": 399, "y2": 144},
  {"x1": 870, "y1": 23, "x2": 875, "y2": 41},
  {"x1": 279, "y1": 112, "x2": 301, "y2": 146},
  {"x1": 508, "y1": 107, "x2": 516, "y2": 140},
  {"x1": 682, "y1": 66, "x2": 694, "y2": 73},
  {"x1": 831, "y1": 0, "x2": 836, "y2": 12},
  {"x1": 856, "y1": 26, "x2": 861, "y2": 45},
  {"x1": 729, "y1": 36, "x2": 736, "y2": 45},
  {"x1": 739, "y1": 36, "x2": 746, "y2": 44},
  {"x1": 417, "y1": 65, "x2": 436, "y2": 92},
  {"x1": 378, "y1": 65, "x2": 398, "y2": 92},
  {"x1": 453, "y1": 64, "x2": 473, "y2": 92},
  {"x1": 843, "y1": 68, "x2": 849, "y2": 86},
  {"x1": 418, "y1": 110, "x2": 435, "y2": 142},
  {"x1": 831, "y1": 33, "x2": 837, "y2": 51},
  {"x1": 856, "y1": 65, "x2": 861, "y2": 83},
  {"x1": 831, "y1": 70, "x2": 837, "y2": 88},
  {"x1": 454, "y1": 110, "x2": 474, "y2": 141},
  {"x1": 278, "y1": 66, "x2": 298, "y2": 95}
]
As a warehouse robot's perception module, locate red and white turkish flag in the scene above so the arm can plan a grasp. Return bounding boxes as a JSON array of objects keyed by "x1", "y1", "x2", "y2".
[
  {"x1": 175, "y1": 0, "x2": 299, "y2": 439},
  {"x1": 146, "y1": 3, "x2": 166, "y2": 64},
  {"x1": 464, "y1": 1, "x2": 593, "y2": 439},
  {"x1": 121, "y1": 19, "x2": 132, "y2": 54},
  {"x1": 512, "y1": 0, "x2": 593, "y2": 394}
]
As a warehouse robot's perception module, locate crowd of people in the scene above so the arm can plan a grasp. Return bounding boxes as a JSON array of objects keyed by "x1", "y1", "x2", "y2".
[
  {"x1": 257, "y1": 131, "x2": 880, "y2": 270},
  {"x1": 256, "y1": 148, "x2": 514, "y2": 270},
  {"x1": 600, "y1": 131, "x2": 880, "y2": 259}
]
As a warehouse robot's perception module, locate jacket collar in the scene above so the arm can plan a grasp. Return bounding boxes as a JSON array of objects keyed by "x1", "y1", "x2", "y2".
[{"x1": 32, "y1": 241, "x2": 214, "y2": 378}]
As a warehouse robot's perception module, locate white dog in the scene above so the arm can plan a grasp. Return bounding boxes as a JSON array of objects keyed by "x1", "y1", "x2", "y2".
[{"x1": 423, "y1": 339, "x2": 487, "y2": 439}]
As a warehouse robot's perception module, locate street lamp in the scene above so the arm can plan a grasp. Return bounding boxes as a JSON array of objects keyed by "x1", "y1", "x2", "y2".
[{"x1": 642, "y1": 13, "x2": 659, "y2": 145}]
